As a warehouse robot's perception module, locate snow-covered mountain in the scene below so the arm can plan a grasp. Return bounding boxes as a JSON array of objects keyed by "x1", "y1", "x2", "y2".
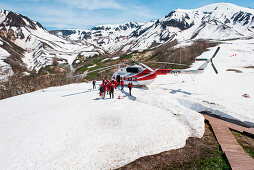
[
  {"x1": 50, "y1": 22, "x2": 142, "y2": 53},
  {"x1": 51, "y1": 3, "x2": 254, "y2": 53},
  {"x1": 1, "y1": 3, "x2": 254, "y2": 80},
  {"x1": 132, "y1": 3, "x2": 254, "y2": 50},
  {"x1": 0, "y1": 10, "x2": 104, "y2": 80}
]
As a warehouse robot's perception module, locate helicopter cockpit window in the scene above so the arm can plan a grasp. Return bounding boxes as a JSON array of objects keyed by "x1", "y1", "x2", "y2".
[{"x1": 126, "y1": 67, "x2": 139, "y2": 73}]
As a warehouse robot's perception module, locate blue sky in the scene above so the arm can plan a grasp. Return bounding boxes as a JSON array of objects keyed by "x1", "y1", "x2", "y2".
[{"x1": 0, "y1": 0, "x2": 254, "y2": 30}]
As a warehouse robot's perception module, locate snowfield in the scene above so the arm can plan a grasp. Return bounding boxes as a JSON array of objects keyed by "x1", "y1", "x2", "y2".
[
  {"x1": 1, "y1": 39, "x2": 254, "y2": 169},
  {"x1": 0, "y1": 82, "x2": 204, "y2": 170}
]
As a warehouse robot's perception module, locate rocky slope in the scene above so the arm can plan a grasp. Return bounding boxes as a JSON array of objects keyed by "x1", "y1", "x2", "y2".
[{"x1": 0, "y1": 10, "x2": 104, "y2": 80}]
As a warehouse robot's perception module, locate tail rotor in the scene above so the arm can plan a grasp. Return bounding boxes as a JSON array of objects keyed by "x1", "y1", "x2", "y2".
[{"x1": 196, "y1": 47, "x2": 220, "y2": 74}]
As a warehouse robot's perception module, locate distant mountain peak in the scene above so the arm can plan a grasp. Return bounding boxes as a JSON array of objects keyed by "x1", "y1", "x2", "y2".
[
  {"x1": 174, "y1": 2, "x2": 254, "y2": 13},
  {"x1": 91, "y1": 21, "x2": 142, "y2": 31},
  {"x1": 0, "y1": 9, "x2": 44, "y2": 30}
]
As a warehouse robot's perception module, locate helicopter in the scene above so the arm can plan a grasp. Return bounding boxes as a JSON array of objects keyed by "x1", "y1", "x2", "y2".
[{"x1": 74, "y1": 47, "x2": 220, "y2": 86}]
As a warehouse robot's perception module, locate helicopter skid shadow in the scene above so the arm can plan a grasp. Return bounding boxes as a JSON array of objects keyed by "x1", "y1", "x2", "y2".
[
  {"x1": 167, "y1": 88, "x2": 203, "y2": 96},
  {"x1": 136, "y1": 85, "x2": 149, "y2": 90},
  {"x1": 93, "y1": 97, "x2": 113, "y2": 100},
  {"x1": 119, "y1": 89, "x2": 136, "y2": 101},
  {"x1": 93, "y1": 98, "x2": 101, "y2": 101},
  {"x1": 62, "y1": 90, "x2": 93, "y2": 97}
]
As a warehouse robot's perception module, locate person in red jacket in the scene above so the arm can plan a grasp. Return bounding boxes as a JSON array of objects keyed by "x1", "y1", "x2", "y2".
[
  {"x1": 128, "y1": 82, "x2": 133, "y2": 96},
  {"x1": 106, "y1": 81, "x2": 110, "y2": 95},
  {"x1": 113, "y1": 79, "x2": 117, "y2": 88},
  {"x1": 120, "y1": 79, "x2": 124, "y2": 90}
]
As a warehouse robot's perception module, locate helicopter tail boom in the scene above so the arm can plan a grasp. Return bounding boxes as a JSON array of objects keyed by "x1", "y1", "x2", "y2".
[{"x1": 168, "y1": 47, "x2": 220, "y2": 75}]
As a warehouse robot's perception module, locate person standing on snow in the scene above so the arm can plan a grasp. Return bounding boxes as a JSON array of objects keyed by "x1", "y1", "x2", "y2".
[
  {"x1": 106, "y1": 81, "x2": 110, "y2": 95},
  {"x1": 128, "y1": 82, "x2": 133, "y2": 96},
  {"x1": 92, "y1": 80, "x2": 96, "y2": 89},
  {"x1": 100, "y1": 84, "x2": 106, "y2": 99},
  {"x1": 109, "y1": 83, "x2": 114, "y2": 99},
  {"x1": 120, "y1": 79, "x2": 124, "y2": 90}
]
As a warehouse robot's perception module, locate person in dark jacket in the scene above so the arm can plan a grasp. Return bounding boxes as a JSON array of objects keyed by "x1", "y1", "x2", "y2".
[
  {"x1": 128, "y1": 82, "x2": 133, "y2": 96},
  {"x1": 109, "y1": 83, "x2": 114, "y2": 99},
  {"x1": 100, "y1": 84, "x2": 106, "y2": 99},
  {"x1": 92, "y1": 80, "x2": 96, "y2": 89}
]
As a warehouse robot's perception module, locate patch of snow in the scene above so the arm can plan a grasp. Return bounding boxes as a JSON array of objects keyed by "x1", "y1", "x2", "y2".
[
  {"x1": 87, "y1": 64, "x2": 97, "y2": 68},
  {"x1": 111, "y1": 56, "x2": 120, "y2": 60},
  {"x1": 0, "y1": 47, "x2": 13, "y2": 80},
  {"x1": 101, "y1": 58, "x2": 109, "y2": 62}
]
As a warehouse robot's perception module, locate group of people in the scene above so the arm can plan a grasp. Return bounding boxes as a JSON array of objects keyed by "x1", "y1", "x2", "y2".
[
  {"x1": 99, "y1": 79, "x2": 117, "y2": 99},
  {"x1": 93, "y1": 78, "x2": 133, "y2": 99}
]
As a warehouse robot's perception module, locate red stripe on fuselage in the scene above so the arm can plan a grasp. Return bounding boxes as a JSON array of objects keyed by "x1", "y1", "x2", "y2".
[
  {"x1": 127, "y1": 69, "x2": 173, "y2": 81},
  {"x1": 154, "y1": 69, "x2": 173, "y2": 75},
  {"x1": 137, "y1": 74, "x2": 157, "y2": 81},
  {"x1": 135, "y1": 69, "x2": 152, "y2": 78}
]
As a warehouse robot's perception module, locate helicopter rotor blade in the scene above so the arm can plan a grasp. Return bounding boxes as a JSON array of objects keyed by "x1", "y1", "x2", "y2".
[
  {"x1": 137, "y1": 62, "x2": 153, "y2": 71},
  {"x1": 146, "y1": 61, "x2": 187, "y2": 66},
  {"x1": 196, "y1": 58, "x2": 208, "y2": 61},
  {"x1": 211, "y1": 62, "x2": 218, "y2": 74},
  {"x1": 211, "y1": 47, "x2": 220, "y2": 59},
  {"x1": 210, "y1": 47, "x2": 220, "y2": 74},
  {"x1": 98, "y1": 66, "x2": 118, "y2": 73},
  {"x1": 74, "y1": 63, "x2": 126, "y2": 78}
]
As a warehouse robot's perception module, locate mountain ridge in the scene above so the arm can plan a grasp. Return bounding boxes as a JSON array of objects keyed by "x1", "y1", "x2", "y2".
[
  {"x1": 50, "y1": 2, "x2": 254, "y2": 53},
  {"x1": 1, "y1": 3, "x2": 254, "y2": 80},
  {"x1": 0, "y1": 9, "x2": 104, "y2": 80}
]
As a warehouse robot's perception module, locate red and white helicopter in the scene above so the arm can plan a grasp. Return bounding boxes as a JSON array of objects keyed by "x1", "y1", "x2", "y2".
[{"x1": 75, "y1": 47, "x2": 220, "y2": 86}]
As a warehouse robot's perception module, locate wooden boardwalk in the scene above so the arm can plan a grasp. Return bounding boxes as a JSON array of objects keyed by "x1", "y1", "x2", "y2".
[{"x1": 202, "y1": 114, "x2": 254, "y2": 170}]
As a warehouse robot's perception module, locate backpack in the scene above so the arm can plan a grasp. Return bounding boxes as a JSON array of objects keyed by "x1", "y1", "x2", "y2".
[{"x1": 100, "y1": 86, "x2": 105, "y2": 92}]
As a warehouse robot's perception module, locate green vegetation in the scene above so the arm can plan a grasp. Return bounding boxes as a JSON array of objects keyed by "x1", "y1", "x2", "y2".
[
  {"x1": 193, "y1": 149, "x2": 230, "y2": 170},
  {"x1": 85, "y1": 71, "x2": 99, "y2": 80},
  {"x1": 75, "y1": 66, "x2": 88, "y2": 73},
  {"x1": 166, "y1": 123, "x2": 230, "y2": 170},
  {"x1": 232, "y1": 130, "x2": 254, "y2": 158},
  {"x1": 167, "y1": 144, "x2": 230, "y2": 169},
  {"x1": 120, "y1": 54, "x2": 133, "y2": 60},
  {"x1": 38, "y1": 65, "x2": 55, "y2": 74},
  {"x1": 168, "y1": 150, "x2": 230, "y2": 170}
]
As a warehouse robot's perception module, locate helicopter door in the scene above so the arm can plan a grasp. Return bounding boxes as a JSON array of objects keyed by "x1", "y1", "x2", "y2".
[{"x1": 116, "y1": 75, "x2": 121, "y2": 83}]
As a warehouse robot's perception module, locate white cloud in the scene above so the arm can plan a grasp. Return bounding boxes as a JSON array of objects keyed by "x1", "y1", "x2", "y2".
[
  {"x1": 57, "y1": 0, "x2": 123, "y2": 10},
  {"x1": 0, "y1": 1, "x2": 154, "y2": 30}
]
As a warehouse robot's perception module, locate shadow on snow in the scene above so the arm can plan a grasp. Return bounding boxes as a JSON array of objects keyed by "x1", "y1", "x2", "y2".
[
  {"x1": 62, "y1": 89, "x2": 96, "y2": 97},
  {"x1": 119, "y1": 88, "x2": 136, "y2": 101}
]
